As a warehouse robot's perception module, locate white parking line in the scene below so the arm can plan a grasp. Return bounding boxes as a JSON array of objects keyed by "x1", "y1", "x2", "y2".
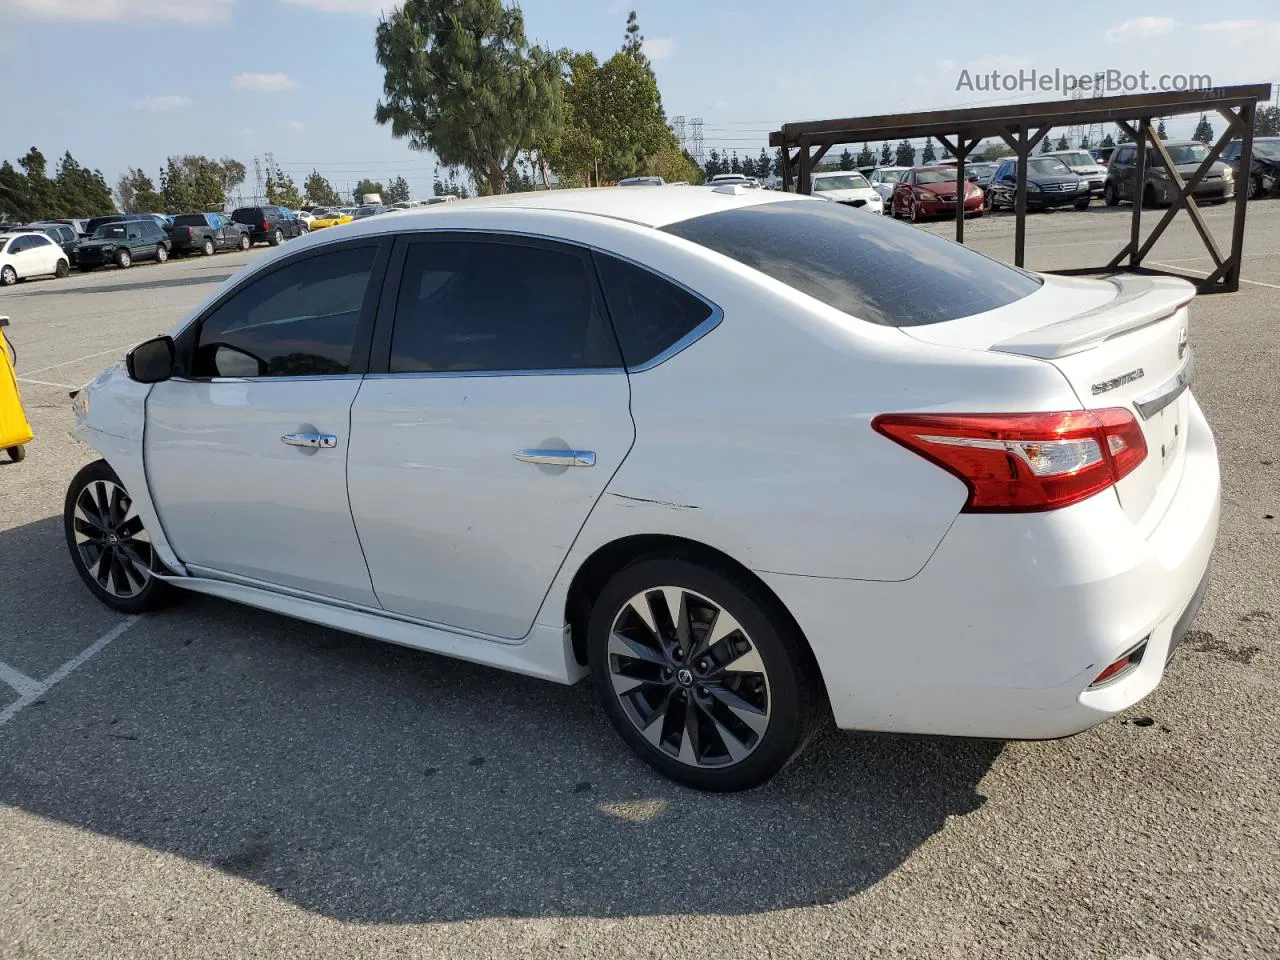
[
  {"x1": 0, "y1": 617, "x2": 139, "y2": 728},
  {"x1": 18, "y1": 377, "x2": 78, "y2": 390},
  {"x1": 0, "y1": 661, "x2": 42, "y2": 697},
  {"x1": 21, "y1": 345, "x2": 132, "y2": 377},
  {"x1": 1148, "y1": 261, "x2": 1280, "y2": 291}
]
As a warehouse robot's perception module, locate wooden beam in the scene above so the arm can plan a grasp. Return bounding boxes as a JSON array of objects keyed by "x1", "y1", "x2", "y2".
[
  {"x1": 1128, "y1": 119, "x2": 1149, "y2": 268},
  {"x1": 1225, "y1": 101, "x2": 1256, "y2": 293},
  {"x1": 1014, "y1": 126, "x2": 1030, "y2": 267},
  {"x1": 810, "y1": 143, "x2": 832, "y2": 170},
  {"x1": 797, "y1": 145, "x2": 812, "y2": 196}
]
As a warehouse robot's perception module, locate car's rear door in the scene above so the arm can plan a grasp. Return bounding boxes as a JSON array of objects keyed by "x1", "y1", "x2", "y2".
[
  {"x1": 145, "y1": 237, "x2": 391, "y2": 604},
  {"x1": 346, "y1": 232, "x2": 634, "y2": 639}
]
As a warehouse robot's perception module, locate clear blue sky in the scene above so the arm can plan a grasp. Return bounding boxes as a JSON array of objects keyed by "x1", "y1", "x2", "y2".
[{"x1": 1, "y1": 0, "x2": 1277, "y2": 203}]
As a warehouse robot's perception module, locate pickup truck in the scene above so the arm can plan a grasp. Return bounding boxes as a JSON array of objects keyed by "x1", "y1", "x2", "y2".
[{"x1": 164, "y1": 213, "x2": 251, "y2": 256}]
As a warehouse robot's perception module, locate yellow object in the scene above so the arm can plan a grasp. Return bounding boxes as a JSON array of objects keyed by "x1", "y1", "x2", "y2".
[
  {"x1": 310, "y1": 212, "x2": 353, "y2": 230},
  {"x1": 0, "y1": 318, "x2": 34, "y2": 461}
]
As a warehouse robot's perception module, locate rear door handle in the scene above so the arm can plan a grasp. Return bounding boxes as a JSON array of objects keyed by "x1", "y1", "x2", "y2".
[
  {"x1": 282, "y1": 432, "x2": 337, "y2": 449},
  {"x1": 514, "y1": 449, "x2": 596, "y2": 467}
]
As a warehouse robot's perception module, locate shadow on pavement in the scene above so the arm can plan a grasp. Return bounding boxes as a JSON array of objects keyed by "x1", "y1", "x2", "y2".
[
  {"x1": 0, "y1": 516, "x2": 1001, "y2": 922},
  {"x1": 7, "y1": 274, "x2": 233, "y2": 298}
]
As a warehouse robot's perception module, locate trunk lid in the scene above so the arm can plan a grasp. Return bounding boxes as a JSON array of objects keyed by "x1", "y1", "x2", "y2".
[{"x1": 902, "y1": 273, "x2": 1196, "y2": 525}]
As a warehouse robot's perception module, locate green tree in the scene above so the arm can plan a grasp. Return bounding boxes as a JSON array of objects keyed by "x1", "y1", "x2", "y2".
[
  {"x1": 1101, "y1": 132, "x2": 1116, "y2": 148},
  {"x1": 894, "y1": 139, "x2": 915, "y2": 166},
  {"x1": 160, "y1": 155, "x2": 225, "y2": 212},
  {"x1": 729, "y1": 152, "x2": 741, "y2": 174},
  {"x1": 622, "y1": 9, "x2": 649, "y2": 71},
  {"x1": 353, "y1": 179, "x2": 385, "y2": 202},
  {"x1": 54, "y1": 152, "x2": 114, "y2": 216},
  {"x1": 1039, "y1": 134, "x2": 1053, "y2": 154},
  {"x1": 856, "y1": 142, "x2": 874, "y2": 167},
  {"x1": 978, "y1": 142, "x2": 1015, "y2": 161},
  {"x1": 1055, "y1": 135, "x2": 1069, "y2": 150},
  {"x1": 921, "y1": 138, "x2": 936, "y2": 163},
  {"x1": 756, "y1": 148, "x2": 773, "y2": 180},
  {"x1": 267, "y1": 172, "x2": 304, "y2": 208},
  {"x1": 303, "y1": 170, "x2": 341, "y2": 206},
  {"x1": 1114, "y1": 126, "x2": 1130, "y2": 144},
  {"x1": 375, "y1": 0, "x2": 563, "y2": 195},
  {"x1": 1156, "y1": 119, "x2": 1168, "y2": 140},
  {"x1": 0, "y1": 161, "x2": 31, "y2": 222},
  {"x1": 879, "y1": 141, "x2": 892, "y2": 165},
  {"x1": 1079, "y1": 135, "x2": 1092, "y2": 149},
  {"x1": 1257, "y1": 106, "x2": 1280, "y2": 137},
  {"x1": 116, "y1": 168, "x2": 162, "y2": 213},
  {"x1": 647, "y1": 145, "x2": 700, "y2": 183},
  {"x1": 1193, "y1": 113, "x2": 1214, "y2": 145},
  {"x1": 703, "y1": 149, "x2": 722, "y2": 178},
  {"x1": 838, "y1": 148, "x2": 854, "y2": 170},
  {"x1": 385, "y1": 175, "x2": 412, "y2": 203},
  {"x1": 18, "y1": 147, "x2": 57, "y2": 220},
  {"x1": 741, "y1": 155, "x2": 756, "y2": 178},
  {"x1": 432, "y1": 165, "x2": 470, "y2": 197}
]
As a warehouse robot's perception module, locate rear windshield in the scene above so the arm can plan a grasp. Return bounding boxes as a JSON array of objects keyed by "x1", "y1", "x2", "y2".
[
  {"x1": 660, "y1": 198, "x2": 1042, "y2": 327},
  {"x1": 173, "y1": 214, "x2": 208, "y2": 227},
  {"x1": 230, "y1": 208, "x2": 262, "y2": 224}
]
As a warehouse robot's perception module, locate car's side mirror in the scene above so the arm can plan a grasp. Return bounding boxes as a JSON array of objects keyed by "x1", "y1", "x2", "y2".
[
  {"x1": 967, "y1": 174, "x2": 979, "y2": 182},
  {"x1": 126, "y1": 335, "x2": 175, "y2": 384}
]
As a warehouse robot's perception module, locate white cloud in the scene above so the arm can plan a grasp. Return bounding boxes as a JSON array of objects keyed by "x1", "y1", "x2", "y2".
[
  {"x1": 280, "y1": 0, "x2": 388, "y2": 13},
  {"x1": 231, "y1": 72, "x2": 296, "y2": 93},
  {"x1": 136, "y1": 95, "x2": 193, "y2": 112},
  {"x1": 1196, "y1": 20, "x2": 1280, "y2": 42},
  {"x1": 288, "y1": 120, "x2": 305, "y2": 131},
  {"x1": 0, "y1": 0, "x2": 232, "y2": 23},
  {"x1": 1104, "y1": 17, "x2": 1178, "y2": 43},
  {"x1": 644, "y1": 36, "x2": 676, "y2": 61}
]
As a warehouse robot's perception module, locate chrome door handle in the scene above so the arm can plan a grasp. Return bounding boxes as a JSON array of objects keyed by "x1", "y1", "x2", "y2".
[
  {"x1": 282, "y1": 432, "x2": 337, "y2": 449},
  {"x1": 514, "y1": 449, "x2": 596, "y2": 467}
]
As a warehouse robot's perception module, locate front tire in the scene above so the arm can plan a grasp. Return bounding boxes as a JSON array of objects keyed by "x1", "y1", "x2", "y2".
[
  {"x1": 0, "y1": 265, "x2": 15, "y2": 286},
  {"x1": 1104, "y1": 181, "x2": 1119, "y2": 206},
  {"x1": 115, "y1": 249, "x2": 132, "y2": 269},
  {"x1": 64, "y1": 460, "x2": 171, "y2": 613},
  {"x1": 588, "y1": 555, "x2": 821, "y2": 791},
  {"x1": 6, "y1": 444, "x2": 25, "y2": 463},
  {"x1": 1074, "y1": 196, "x2": 1091, "y2": 210},
  {"x1": 201, "y1": 237, "x2": 215, "y2": 256},
  {"x1": 239, "y1": 234, "x2": 250, "y2": 250}
]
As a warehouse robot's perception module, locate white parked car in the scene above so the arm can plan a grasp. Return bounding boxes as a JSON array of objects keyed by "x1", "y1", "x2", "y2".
[
  {"x1": 0, "y1": 232, "x2": 71, "y2": 285},
  {"x1": 1046, "y1": 149, "x2": 1108, "y2": 196},
  {"x1": 868, "y1": 166, "x2": 910, "y2": 205},
  {"x1": 65, "y1": 187, "x2": 1218, "y2": 791},
  {"x1": 295, "y1": 210, "x2": 316, "y2": 228},
  {"x1": 809, "y1": 170, "x2": 883, "y2": 212}
]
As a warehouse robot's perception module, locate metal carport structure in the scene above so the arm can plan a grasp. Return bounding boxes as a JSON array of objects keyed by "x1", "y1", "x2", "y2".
[{"x1": 769, "y1": 83, "x2": 1273, "y2": 293}]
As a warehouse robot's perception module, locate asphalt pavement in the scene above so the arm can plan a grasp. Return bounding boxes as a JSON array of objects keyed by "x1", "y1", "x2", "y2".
[{"x1": 0, "y1": 206, "x2": 1277, "y2": 959}]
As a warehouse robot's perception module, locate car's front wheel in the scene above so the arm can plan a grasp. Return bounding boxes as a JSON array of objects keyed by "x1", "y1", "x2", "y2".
[
  {"x1": 589, "y1": 555, "x2": 822, "y2": 791},
  {"x1": 115, "y1": 249, "x2": 132, "y2": 269},
  {"x1": 1074, "y1": 196, "x2": 1091, "y2": 210},
  {"x1": 0, "y1": 265, "x2": 15, "y2": 286},
  {"x1": 239, "y1": 234, "x2": 250, "y2": 250},
  {"x1": 64, "y1": 460, "x2": 172, "y2": 613},
  {"x1": 1104, "y1": 181, "x2": 1119, "y2": 206},
  {"x1": 201, "y1": 237, "x2": 215, "y2": 256}
]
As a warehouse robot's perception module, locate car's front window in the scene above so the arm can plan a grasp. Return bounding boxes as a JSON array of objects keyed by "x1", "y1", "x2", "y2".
[
  {"x1": 813, "y1": 174, "x2": 870, "y2": 191},
  {"x1": 661, "y1": 198, "x2": 1042, "y2": 327},
  {"x1": 915, "y1": 170, "x2": 958, "y2": 184},
  {"x1": 1161, "y1": 143, "x2": 1210, "y2": 165},
  {"x1": 1028, "y1": 158, "x2": 1072, "y2": 176},
  {"x1": 1254, "y1": 141, "x2": 1280, "y2": 160},
  {"x1": 879, "y1": 170, "x2": 903, "y2": 183},
  {"x1": 94, "y1": 225, "x2": 128, "y2": 239}
]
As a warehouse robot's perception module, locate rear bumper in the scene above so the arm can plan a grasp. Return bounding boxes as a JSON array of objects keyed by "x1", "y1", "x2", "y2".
[{"x1": 761, "y1": 393, "x2": 1220, "y2": 740}]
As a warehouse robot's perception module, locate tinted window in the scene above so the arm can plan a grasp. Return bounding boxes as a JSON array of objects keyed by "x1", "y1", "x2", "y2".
[
  {"x1": 230, "y1": 208, "x2": 262, "y2": 225},
  {"x1": 9, "y1": 236, "x2": 31, "y2": 252},
  {"x1": 388, "y1": 239, "x2": 619, "y2": 373},
  {"x1": 594, "y1": 253, "x2": 714, "y2": 368},
  {"x1": 85, "y1": 216, "x2": 124, "y2": 234},
  {"x1": 193, "y1": 245, "x2": 377, "y2": 378},
  {"x1": 661, "y1": 199, "x2": 1042, "y2": 327},
  {"x1": 174, "y1": 214, "x2": 209, "y2": 227},
  {"x1": 28, "y1": 234, "x2": 51, "y2": 247}
]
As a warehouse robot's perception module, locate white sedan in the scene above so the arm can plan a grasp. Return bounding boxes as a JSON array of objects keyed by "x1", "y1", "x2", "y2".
[
  {"x1": 64, "y1": 186, "x2": 1218, "y2": 791},
  {"x1": 0, "y1": 232, "x2": 71, "y2": 285},
  {"x1": 809, "y1": 170, "x2": 884, "y2": 212}
]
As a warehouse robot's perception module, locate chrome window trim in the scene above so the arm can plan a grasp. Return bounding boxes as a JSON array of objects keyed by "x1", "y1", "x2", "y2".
[
  {"x1": 365, "y1": 368, "x2": 627, "y2": 380},
  {"x1": 170, "y1": 373, "x2": 366, "y2": 384}
]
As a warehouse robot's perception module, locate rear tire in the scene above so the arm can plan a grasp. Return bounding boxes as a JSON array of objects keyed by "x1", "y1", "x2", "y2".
[
  {"x1": 0, "y1": 266, "x2": 15, "y2": 286},
  {"x1": 64, "y1": 459, "x2": 172, "y2": 614},
  {"x1": 6, "y1": 445, "x2": 25, "y2": 463},
  {"x1": 239, "y1": 234, "x2": 250, "y2": 250},
  {"x1": 588, "y1": 554, "x2": 822, "y2": 791},
  {"x1": 54, "y1": 259, "x2": 70, "y2": 278}
]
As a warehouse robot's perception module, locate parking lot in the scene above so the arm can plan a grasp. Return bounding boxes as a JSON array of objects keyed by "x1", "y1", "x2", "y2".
[{"x1": 1, "y1": 205, "x2": 1278, "y2": 959}]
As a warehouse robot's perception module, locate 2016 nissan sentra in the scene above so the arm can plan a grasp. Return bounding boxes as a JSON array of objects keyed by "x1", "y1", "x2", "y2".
[{"x1": 64, "y1": 185, "x2": 1218, "y2": 791}]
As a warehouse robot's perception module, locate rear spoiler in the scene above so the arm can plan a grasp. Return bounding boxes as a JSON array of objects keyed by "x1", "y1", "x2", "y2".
[{"x1": 992, "y1": 274, "x2": 1196, "y2": 360}]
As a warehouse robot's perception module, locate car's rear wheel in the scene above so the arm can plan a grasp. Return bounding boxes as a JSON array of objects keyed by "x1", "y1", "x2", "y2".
[
  {"x1": 64, "y1": 460, "x2": 171, "y2": 613},
  {"x1": 269, "y1": 228, "x2": 283, "y2": 247},
  {"x1": 115, "y1": 249, "x2": 132, "y2": 269},
  {"x1": 238, "y1": 234, "x2": 250, "y2": 250},
  {"x1": 1104, "y1": 181, "x2": 1119, "y2": 206},
  {"x1": 0, "y1": 266, "x2": 15, "y2": 286},
  {"x1": 6, "y1": 444, "x2": 25, "y2": 463},
  {"x1": 589, "y1": 555, "x2": 821, "y2": 791},
  {"x1": 54, "y1": 259, "x2": 70, "y2": 278},
  {"x1": 155, "y1": 244, "x2": 168, "y2": 263},
  {"x1": 201, "y1": 237, "x2": 215, "y2": 256}
]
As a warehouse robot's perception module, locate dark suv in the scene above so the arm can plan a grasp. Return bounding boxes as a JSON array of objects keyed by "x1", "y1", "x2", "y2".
[
  {"x1": 75, "y1": 218, "x2": 172, "y2": 271},
  {"x1": 1221, "y1": 137, "x2": 1280, "y2": 199},
  {"x1": 229, "y1": 205, "x2": 304, "y2": 247},
  {"x1": 1103, "y1": 140, "x2": 1235, "y2": 207}
]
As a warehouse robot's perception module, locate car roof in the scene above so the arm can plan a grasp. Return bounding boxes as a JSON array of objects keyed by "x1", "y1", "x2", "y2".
[
  {"x1": 811, "y1": 170, "x2": 864, "y2": 177},
  {"x1": 326, "y1": 185, "x2": 794, "y2": 230}
]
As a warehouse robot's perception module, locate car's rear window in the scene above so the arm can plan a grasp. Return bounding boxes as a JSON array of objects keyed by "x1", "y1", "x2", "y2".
[
  {"x1": 231, "y1": 208, "x2": 262, "y2": 224},
  {"x1": 173, "y1": 215, "x2": 208, "y2": 227},
  {"x1": 660, "y1": 198, "x2": 1042, "y2": 327}
]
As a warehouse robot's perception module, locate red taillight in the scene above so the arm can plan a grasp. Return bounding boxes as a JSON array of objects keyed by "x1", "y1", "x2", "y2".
[
  {"x1": 184, "y1": 227, "x2": 193, "y2": 237},
  {"x1": 871, "y1": 409, "x2": 1147, "y2": 512},
  {"x1": 1089, "y1": 639, "x2": 1148, "y2": 687},
  {"x1": 263, "y1": 220, "x2": 270, "y2": 230}
]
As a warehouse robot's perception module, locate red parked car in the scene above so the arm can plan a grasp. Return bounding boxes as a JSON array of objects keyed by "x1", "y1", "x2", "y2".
[{"x1": 891, "y1": 166, "x2": 984, "y2": 222}]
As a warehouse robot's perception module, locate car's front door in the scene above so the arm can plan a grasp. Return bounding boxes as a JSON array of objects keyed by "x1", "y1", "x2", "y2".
[
  {"x1": 346, "y1": 233, "x2": 635, "y2": 639},
  {"x1": 145, "y1": 239, "x2": 389, "y2": 604}
]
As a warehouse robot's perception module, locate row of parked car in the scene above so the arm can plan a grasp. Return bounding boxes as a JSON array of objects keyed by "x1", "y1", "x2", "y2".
[
  {"x1": 0, "y1": 204, "x2": 314, "y2": 286},
  {"x1": 807, "y1": 136, "x2": 1278, "y2": 222}
]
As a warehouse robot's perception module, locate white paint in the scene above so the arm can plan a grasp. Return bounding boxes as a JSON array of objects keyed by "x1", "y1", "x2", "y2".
[
  {"x1": 0, "y1": 618, "x2": 139, "y2": 728},
  {"x1": 22, "y1": 345, "x2": 132, "y2": 377},
  {"x1": 1149, "y1": 260, "x2": 1280, "y2": 290},
  {"x1": 0, "y1": 660, "x2": 41, "y2": 697},
  {"x1": 17, "y1": 377, "x2": 77, "y2": 389}
]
